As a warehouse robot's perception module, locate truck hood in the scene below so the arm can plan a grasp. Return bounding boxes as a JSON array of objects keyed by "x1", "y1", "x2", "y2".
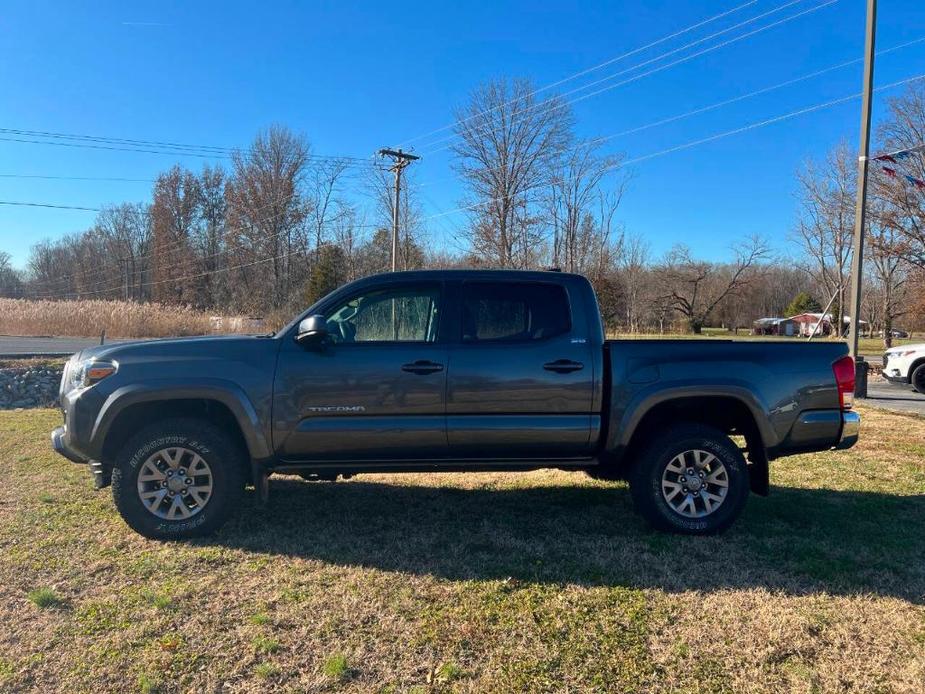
[{"x1": 73, "y1": 334, "x2": 276, "y2": 362}]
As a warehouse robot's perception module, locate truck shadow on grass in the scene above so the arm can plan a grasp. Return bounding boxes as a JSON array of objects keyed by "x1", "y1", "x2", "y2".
[{"x1": 217, "y1": 478, "x2": 925, "y2": 603}]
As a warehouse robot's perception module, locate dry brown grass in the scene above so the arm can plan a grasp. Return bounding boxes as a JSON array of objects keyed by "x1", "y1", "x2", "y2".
[
  {"x1": 0, "y1": 405, "x2": 923, "y2": 692},
  {"x1": 0, "y1": 299, "x2": 261, "y2": 339}
]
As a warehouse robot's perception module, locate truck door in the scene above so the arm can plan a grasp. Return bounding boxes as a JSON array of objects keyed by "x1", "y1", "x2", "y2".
[
  {"x1": 273, "y1": 281, "x2": 449, "y2": 461},
  {"x1": 445, "y1": 280, "x2": 595, "y2": 458}
]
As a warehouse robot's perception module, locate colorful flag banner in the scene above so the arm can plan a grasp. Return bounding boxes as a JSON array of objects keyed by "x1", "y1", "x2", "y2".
[{"x1": 875, "y1": 143, "x2": 925, "y2": 191}]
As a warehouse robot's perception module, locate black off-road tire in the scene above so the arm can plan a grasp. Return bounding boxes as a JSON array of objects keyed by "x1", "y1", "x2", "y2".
[
  {"x1": 911, "y1": 363, "x2": 925, "y2": 395},
  {"x1": 628, "y1": 423, "x2": 749, "y2": 535},
  {"x1": 112, "y1": 418, "x2": 247, "y2": 540}
]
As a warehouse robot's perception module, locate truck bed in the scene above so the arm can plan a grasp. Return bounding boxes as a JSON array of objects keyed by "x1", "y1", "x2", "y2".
[{"x1": 602, "y1": 338, "x2": 850, "y2": 460}]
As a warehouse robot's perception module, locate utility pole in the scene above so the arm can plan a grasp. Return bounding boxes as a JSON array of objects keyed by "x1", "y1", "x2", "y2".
[
  {"x1": 847, "y1": 0, "x2": 877, "y2": 364},
  {"x1": 378, "y1": 148, "x2": 420, "y2": 271}
]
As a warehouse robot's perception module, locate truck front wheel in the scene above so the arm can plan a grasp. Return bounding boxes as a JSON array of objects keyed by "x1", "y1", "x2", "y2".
[
  {"x1": 111, "y1": 418, "x2": 247, "y2": 540},
  {"x1": 629, "y1": 424, "x2": 749, "y2": 534}
]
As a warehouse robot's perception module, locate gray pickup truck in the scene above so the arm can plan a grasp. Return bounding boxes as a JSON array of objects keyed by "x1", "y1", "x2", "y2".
[{"x1": 51, "y1": 269, "x2": 859, "y2": 539}]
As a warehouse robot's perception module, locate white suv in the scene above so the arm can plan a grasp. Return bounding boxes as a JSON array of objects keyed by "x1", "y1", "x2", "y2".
[{"x1": 883, "y1": 343, "x2": 925, "y2": 394}]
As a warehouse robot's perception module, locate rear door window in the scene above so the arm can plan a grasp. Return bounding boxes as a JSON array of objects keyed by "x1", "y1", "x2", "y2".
[{"x1": 460, "y1": 282, "x2": 571, "y2": 342}]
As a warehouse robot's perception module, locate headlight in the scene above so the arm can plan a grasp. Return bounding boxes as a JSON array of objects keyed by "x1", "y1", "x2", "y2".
[{"x1": 67, "y1": 359, "x2": 118, "y2": 392}]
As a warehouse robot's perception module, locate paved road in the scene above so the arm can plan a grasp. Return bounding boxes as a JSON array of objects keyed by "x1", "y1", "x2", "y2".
[
  {"x1": 860, "y1": 380, "x2": 925, "y2": 417},
  {"x1": 0, "y1": 335, "x2": 133, "y2": 357}
]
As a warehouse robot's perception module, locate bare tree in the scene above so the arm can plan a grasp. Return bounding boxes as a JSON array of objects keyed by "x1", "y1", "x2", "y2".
[
  {"x1": 866, "y1": 213, "x2": 910, "y2": 347},
  {"x1": 308, "y1": 159, "x2": 351, "y2": 252},
  {"x1": 150, "y1": 166, "x2": 201, "y2": 303},
  {"x1": 367, "y1": 167, "x2": 425, "y2": 270},
  {"x1": 226, "y1": 125, "x2": 310, "y2": 311},
  {"x1": 619, "y1": 232, "x2": 651, "y2": 333},
  {"x1": 189, "y1": 165, "x2": 227, "y2": 306},
  {"x1": 331, "y1": 207, "x2": 366, "y2": 282},
  {"x1": 0, "y1": 252, "x2": 24, "y2": 298},
  {"x1": 871, "y1": 84, "x2": 925, "y2": 270},
  {"x1": 95, "y1": 203, "x2": 151, "y2": 301},
  {"x1": 546, "y1": 140, "x2": 625, "y2": 273},
  {"x1": 791, "y1": 143, "x2": 856, "y2": 331},
  {"x1": 453, "y1": 78, "x2": 573, "y2": 267},
  {"x1": 659, "y1": 236, "x2": 770, "y2": 334}
]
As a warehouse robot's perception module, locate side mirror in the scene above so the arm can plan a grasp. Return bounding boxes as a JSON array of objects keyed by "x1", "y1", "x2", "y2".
[{"x1": 295, "y1": 315, "x2": 329, "y2": 346}]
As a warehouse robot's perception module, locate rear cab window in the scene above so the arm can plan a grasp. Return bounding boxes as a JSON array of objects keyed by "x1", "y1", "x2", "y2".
[{"x1": 460, "y1": 281, "x2": 571, "y2": 342}]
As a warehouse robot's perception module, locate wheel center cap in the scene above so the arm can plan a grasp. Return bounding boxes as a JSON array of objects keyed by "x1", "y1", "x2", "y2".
[
  {"x1": 687, "y1": 476, "x2": 703, "y2": 491},
  {"x1": 167, "y1": 477, "x2": 185, "y2": 492}
]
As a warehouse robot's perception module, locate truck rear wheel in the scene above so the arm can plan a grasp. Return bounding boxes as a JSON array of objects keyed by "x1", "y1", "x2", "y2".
[
  {"x1": 629, "y1": 423, "x2": 749, "y2": 534},
  {"x1": 111, "y1": 418, "x2": 246, "y2": 540}
]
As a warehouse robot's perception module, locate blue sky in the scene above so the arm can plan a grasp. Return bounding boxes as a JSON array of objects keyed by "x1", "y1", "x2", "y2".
[{"x1": 1, "y1": 0, "x2": 923, "y2": 269}]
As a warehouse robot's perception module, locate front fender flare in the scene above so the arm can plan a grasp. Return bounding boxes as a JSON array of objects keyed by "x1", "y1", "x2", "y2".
[{"x1": 91, "y1": 378, "x2": 271, "y2": 460}]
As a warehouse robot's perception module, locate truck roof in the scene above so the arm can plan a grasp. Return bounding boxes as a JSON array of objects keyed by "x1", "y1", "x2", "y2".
[{"x1": 362, "y1": 268, "x2": 585, "y2": 282}]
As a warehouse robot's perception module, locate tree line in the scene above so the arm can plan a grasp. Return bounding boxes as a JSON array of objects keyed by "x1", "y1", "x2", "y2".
[{"x1": 3, "y1": 80, "x2": 925, "y2": 342}]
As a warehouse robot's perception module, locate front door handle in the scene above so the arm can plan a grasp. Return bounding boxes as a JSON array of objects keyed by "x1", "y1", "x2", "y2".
[
  {"x1": 543, "y1": 359, "x2": 584, "y2": 373},
  {"x1": 401, "y1": 360, "x2": 444, "y2": 375}
]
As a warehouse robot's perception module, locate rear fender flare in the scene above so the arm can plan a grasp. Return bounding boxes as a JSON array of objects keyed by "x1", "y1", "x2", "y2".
[{"x1": 609, "y1": 382, "x2": 777, "y2": 456}]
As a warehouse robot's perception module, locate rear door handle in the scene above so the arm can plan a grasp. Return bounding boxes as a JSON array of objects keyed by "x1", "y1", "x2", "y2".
[
  {"x1": 543, "y1": 359, "x2": 584, "y2": 373},
  {"x1": 401, "y1": 360, "x2": 444, "y2": 375}
]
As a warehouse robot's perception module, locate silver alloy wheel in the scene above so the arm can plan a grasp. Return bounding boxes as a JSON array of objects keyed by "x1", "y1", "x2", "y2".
[
  {"x1": 136, "y1": 447, "x2": 214, "y2": 520},
  {"x1": 661, "y1": 449, "x2": 729, "y2": 518}
]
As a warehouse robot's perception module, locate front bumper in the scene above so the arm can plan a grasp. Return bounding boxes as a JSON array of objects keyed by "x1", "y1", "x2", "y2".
[
  {"x1": 51, "y1": 425, "x2": 87, "y2": 464},
  {"x1": 835, "y1": 410, "x2": 860, "y2": 450},
  {"x1": 51, "y1": 425, "x2": 110, "y2": 488}
]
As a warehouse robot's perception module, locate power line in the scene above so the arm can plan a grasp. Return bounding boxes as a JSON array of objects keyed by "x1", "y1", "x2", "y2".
[
  {"x1": 420, "y1": 0, "x2": 837, "y2": 155},
  {"x1": 588, "y1": 34, "x2": 925, "y2": 147},
  {"x1": 0, "y1": 135, "x2": 233, "y2": 159},
  {"x1": 0, "y1": 200, "x2": 101, "y2": 211},
  {"x1": 397, "y1": 0, "x2": 759, "y2": 148},
  {"x1": 617, "y1": 73, "x2": 925, "y2": 167},
  {"x1": 0, "y1": 127, "x2": 234, "y2": 153},
  {"x1": 0, "y1": 173, "x2": 155, "y2": 182},
  {"x1": 0, "y1": 126, "x2": 374, "y2": 164},
  {"x1": 0, "y1": 131, "x2": 375, "y2": 168},
  {"x1": 409, "y1": 71, "x2": 925, "y2": 228},
  {"x1": 417, "y1": 0, "x2": 818, "y2": 152},
  {"x1": 413, "y1": 7, "x2": 905, "y2": 193}
]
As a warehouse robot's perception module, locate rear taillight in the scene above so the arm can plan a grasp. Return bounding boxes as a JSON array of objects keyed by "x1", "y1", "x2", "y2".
[{"x1": 833, "y1": 356, "x2": 855, "y2": 410}]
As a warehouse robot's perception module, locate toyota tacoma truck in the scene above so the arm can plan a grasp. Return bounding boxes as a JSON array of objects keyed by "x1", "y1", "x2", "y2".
[{"x1": 51, "y1": 269, "x2": 860, "y2": 539}]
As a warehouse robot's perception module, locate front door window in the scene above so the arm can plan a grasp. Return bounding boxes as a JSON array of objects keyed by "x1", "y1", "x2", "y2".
[{"x1": 326, "y1": 285, "x2": 441, "y2": 343}]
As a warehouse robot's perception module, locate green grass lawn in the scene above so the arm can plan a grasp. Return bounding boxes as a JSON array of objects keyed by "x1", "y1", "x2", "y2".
[{"x1": 1, "y1": 408, "x2": 924, "y2": 693}]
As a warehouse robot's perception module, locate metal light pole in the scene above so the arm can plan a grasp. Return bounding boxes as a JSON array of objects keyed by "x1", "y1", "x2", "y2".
[{"x1": 846, "y1": 0, "x2": 877, "y2": 366}]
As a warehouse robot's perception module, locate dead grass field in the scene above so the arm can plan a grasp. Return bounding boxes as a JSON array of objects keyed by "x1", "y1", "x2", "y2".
[
  {"x1": 1, "y1": 406, "x2": 924, "y2": 693},
  {"x1": 0, "y1": 299, "x2": 257, "y2": 339}
]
